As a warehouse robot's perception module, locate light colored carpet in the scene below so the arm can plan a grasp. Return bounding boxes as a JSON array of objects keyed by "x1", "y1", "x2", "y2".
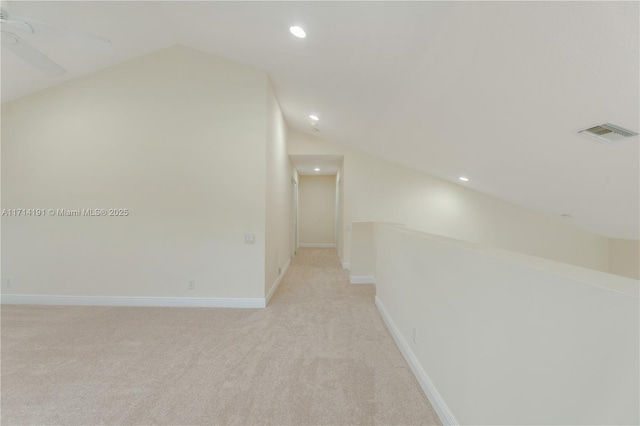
[{"x1": 1, "y1": 248, "x2": 441, "y2": 425}]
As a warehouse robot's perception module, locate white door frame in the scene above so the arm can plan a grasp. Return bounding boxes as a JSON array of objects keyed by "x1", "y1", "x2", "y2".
[
  {"x1": 292, "y1": 178, "x2": 299, "y2": 254},
  {"x1": 334, "y1": 175, "x2": 340, "y2": 248}
]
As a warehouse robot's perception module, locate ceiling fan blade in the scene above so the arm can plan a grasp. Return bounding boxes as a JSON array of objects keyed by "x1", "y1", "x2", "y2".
[
  {"x1": 11, "y1": 14, "x2": 112, "y2": 54},
  {"x1": 2, "y1": 17, "x2": 33, "y2": 33},
  {"x1": 2, "y1": 32, "x2": 65, "y2": 76}
]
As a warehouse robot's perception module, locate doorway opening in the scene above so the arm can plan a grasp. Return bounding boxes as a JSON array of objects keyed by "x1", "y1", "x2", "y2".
[{"x1": 289, "y1": 155, "x2": 344, "y2": 260}]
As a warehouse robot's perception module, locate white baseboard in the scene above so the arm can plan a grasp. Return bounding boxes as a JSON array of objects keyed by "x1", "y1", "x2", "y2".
[
  {"x1": 375, "y1": 296, "x2": 458, "y2": 426},
  {"x1": 1, "y1": 294, "x2": 266, "y2": 309},
  {"x1": 266, "y1": 257, "x2": 291, "y2": 305},
  {"x1": 350, "y1": 275, "x2": 376, "y2": 284},
  {"x1": 298, "y1": 243, "x2": 336, "y2": 248},
  {"x1": 342, "y1": 262, "x2": 351, "y2": 270}
]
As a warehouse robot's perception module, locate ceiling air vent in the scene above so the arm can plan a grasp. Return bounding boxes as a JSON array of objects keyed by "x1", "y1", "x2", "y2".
[{"x1": 578, "y1": 123, "x2": 638, "y2": 143}]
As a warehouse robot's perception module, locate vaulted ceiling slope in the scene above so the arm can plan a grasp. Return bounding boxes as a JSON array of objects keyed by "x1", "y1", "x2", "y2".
[{"x1": 2, "y1": 1, "x2": 638, "y2": 239}]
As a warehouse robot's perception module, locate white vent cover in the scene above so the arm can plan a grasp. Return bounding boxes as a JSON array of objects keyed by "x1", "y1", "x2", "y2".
[{"x1": 578, "y1": 123, "x2": 638, "y2": 143}]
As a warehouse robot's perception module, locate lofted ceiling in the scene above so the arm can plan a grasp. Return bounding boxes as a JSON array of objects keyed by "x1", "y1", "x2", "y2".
[{"x1": 2, "y1": 1, "x2": 638, "y2": 239}]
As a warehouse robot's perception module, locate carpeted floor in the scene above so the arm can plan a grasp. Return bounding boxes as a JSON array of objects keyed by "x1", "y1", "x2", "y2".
[{"x1": 1, "y1": 248, "x2": 441, "y2": 425}]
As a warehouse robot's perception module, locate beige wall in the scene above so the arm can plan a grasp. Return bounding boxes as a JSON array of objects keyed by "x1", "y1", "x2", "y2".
[
  {"x1": 288, "y1": 128, "x2": 611, "y2": 272},
  {"x1": 349, "y1": 222, "x2": 376, "y2": 278},
  {"x1": 609, "y1": 239, "x2": 640, "y2": 280},
  {"x1": 264, "y1": 82, "x2": 291, "y2": 296},
  {"x1": 298, "y1": 175, "x2": 336, "y2": 246},
  {"x1": 1, "y1": 46, "x2": 270, "y2": 300}
]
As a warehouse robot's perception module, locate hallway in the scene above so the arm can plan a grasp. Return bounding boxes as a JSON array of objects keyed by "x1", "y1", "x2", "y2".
[{"x1": 1, "y1": 248, "x2": 440, "y2": 425}]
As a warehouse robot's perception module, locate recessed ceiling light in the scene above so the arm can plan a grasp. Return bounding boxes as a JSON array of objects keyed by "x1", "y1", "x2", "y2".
[
  {"x1": 314, "y1": 168, "x2": 320, "y2": 171},
  {"x1": 290, "y1": 26, "x2": 306, "y2": 38},
  {"x1": 459, "y1": 176, "x2": 469, "y2": 182},
  {"x1": 309, "y1": 115, "x2": 319, "y2": 121}
]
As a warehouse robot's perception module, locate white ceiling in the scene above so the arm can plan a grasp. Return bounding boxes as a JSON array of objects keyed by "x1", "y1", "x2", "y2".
[
  {"x1": 2, "y1": 1, "x2": 638, "y2": 239},
  {"x1": 290, "y1": 155, "x2": 342, "y2": 176}
]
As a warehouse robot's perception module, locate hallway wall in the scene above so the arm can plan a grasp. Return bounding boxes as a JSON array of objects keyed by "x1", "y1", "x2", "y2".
[
  {"x1": 265, "y1": 82, "x2": 291, "y2": 297},
  {"x1": 609, "y1": 238, "x2": 640, "y2": 280},
  {"x1": 335, "y1": 162, "x2": 345, "y2": 260},
  {"x1": 298, "y1": 175, "x2": 336, "y2": 247}
]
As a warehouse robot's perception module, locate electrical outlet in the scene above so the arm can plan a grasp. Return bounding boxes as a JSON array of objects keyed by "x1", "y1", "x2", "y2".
[
  {"x1": 244, "y1": 234, "x2": 256, "y2": 244},
  {"x1": 412, "y1": 327, "x2": 417, "y2": 344},
  {"x1": 6, "y1": 278, "x2": 12, "y2": 288},
  {"x1": 188, "y1": 280, "x2": 195, "y2": 290}
]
